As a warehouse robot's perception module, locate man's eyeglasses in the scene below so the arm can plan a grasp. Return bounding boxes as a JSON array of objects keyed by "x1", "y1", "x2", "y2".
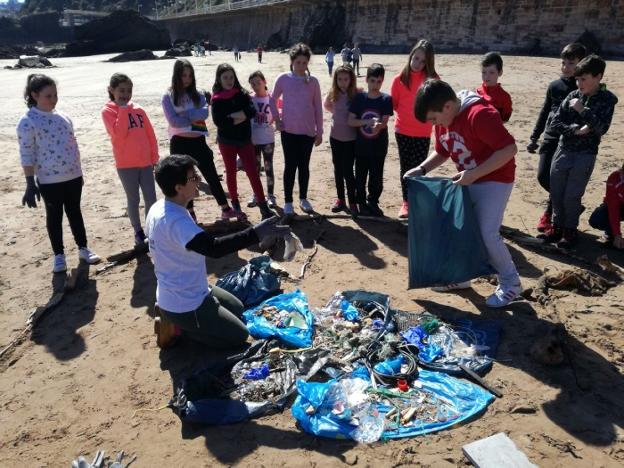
[{"x1": 187, "y1": 174, "x2": 201, "y2": 183}]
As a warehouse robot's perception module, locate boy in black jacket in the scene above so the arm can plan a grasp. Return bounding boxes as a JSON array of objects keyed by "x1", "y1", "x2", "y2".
[
  {"x1": 527, "y1": 43, "x2": 586, "y2": 233},
  {"x1": 542, "y1": 55, "x2": 619, "y2": 248}
]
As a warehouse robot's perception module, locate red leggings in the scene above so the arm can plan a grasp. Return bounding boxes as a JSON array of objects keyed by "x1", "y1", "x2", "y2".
[{"x1": 218, "y1": 142, "x2": 266, "y2": 203}]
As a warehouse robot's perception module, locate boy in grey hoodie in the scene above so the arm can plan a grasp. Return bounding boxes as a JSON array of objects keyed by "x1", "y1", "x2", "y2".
[{"x1": 542, "y1": 54, "x2": 618, "y2": 249}]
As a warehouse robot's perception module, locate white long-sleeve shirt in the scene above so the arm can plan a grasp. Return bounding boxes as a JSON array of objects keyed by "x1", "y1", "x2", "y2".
[{"x1": 17, "y1": 107, "x2": 82, "y2": 184}]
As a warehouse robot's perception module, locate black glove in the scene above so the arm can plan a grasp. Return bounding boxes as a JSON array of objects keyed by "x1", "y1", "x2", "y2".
[
  {"x1": 253, "y1": 216, "x2": 291, "y2": 242},
  {"x1": 22, "y1": 175, "x2": 40, "y2": 208},
  {"x1": 526, "y1": 140, "x2": 539, "y2": 154}
]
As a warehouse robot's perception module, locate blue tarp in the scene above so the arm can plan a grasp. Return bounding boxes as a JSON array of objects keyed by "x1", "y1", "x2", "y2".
[
  {"x1": 243, "y1": 290, "x2": 314, "y2": 348},
  {"x1": 292, "y1": 368, "x2": 494, "y2": 441},
  {"x1": 406, "y1": 177, "x2": 494, "y2": 288}
]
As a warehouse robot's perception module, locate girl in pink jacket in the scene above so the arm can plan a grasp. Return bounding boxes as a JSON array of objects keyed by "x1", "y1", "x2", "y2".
[{"x1": 102, "y1": 73, "x2": 158, "y2": 245}]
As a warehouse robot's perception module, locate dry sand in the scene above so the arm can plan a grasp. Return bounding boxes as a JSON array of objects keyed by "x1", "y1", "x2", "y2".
[{"x1": 0, "y1": 50, "x2": 623, "y2": 467}]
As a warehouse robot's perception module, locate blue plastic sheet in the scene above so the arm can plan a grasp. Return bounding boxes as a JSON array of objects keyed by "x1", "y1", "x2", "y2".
[
  {"x1": 292, "y1": 368, "x2": 494, "y2": 441},
  {"x1": 216, "y1": 255, "x2": 280, "y2": 307},
  {"x1": 406, "y1": 177, "x2": 494, "y2": 288},
  {"x1": 243, "y1": 290, "x2": 314, "y2": 348}
]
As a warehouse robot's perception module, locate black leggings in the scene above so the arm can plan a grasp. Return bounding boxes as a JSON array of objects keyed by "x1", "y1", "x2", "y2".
[
  {"x1": 281, "y1": 132, "x2": 315, "y2": 203},
  {"x1": 38, "y1": 176, "x2": 88, "y2": 255},
  {"x1": 355, "y1": 139, "x2": 388, "y2": 205},
  {"x1": 396, "y1": 133, "x2": 430, "y2": 201},
  {"x1": 330, "y1": 137, "x2": 356, "y2": 205},
  {"x1": 537, "y1": 137, "x2": 559, "y2": 213},
  {"x1": 170, "y1": 135, "x2": 228, "y2": 209}
]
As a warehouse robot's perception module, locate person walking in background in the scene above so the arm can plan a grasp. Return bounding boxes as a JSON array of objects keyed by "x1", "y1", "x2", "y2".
[
  {"x1": 325, "y1": 46, "x2": 335, "y2": 76},
  {"x1": 17, "y1": 74, "x2": 101, "y2": 273},
  {"x1": 476, "y1": 52, "x2": 513, "y2": 122},
  {"x1": 340, "y1": 43, "x2": 352, "y2": 66},
  {"x1": 351, "y1": 43, "x2": 363, "y2": 76},
  {"x1": 391, "y1": 39, "x2": 439, "y2": 219},
  {"x1": 102, "y1": 73, "x2": 159, "y2": 246},
  {"x1": 257, "y1": 44, "x2": 263, "y2": 63}
]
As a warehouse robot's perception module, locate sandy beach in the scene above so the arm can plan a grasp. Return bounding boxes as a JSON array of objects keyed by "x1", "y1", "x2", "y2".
[{"x1": 0, "y1": 50, "x2": 623, "y2": 467}]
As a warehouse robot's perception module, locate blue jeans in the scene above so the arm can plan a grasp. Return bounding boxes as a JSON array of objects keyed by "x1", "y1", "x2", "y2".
[{"x1": 550, "y1": 149, "x2": 596, "y2": 229}]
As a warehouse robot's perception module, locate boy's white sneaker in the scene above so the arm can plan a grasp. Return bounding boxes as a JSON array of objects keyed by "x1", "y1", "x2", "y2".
[
  {"x1": 283, "y1": 202, "x2": 295, "y2": 215},
  {"x1": 485, "y1": 284, "x2": 522, "y2": 308},
  {"x1": 78, "y1": 247, "x2": 101, "y2": 265},
  {"x1": 431, "y1": 281, "x2": 471, "y2": 292},
  {"x1": 52, "y1": 254, "x2": 67, "y2": 273},
  {"x1": 247, "y1": 195, "x2": 257, "y2": 208},
  {"x1": 299, "y1": 199, "x2": 314, "y2": 213}
]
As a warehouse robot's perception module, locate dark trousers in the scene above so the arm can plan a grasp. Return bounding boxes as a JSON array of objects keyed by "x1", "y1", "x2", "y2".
[
  {"x1": 170, "y1": 135, "x2": 228, "y2": 209},
  {"x1": 161, "y1": 286, "x2": 249, "y2": 349},
  {"x1": 537, "y1": 136, "x2": 559, "y2": 213},
  {"x1": 589, "y1": 203, "x2": 624, "y2": 237},
  {"x1": 352, "y1": 59, "x2": 360, "y2": 75},
  {"x1": 396, "y1": 133, "x2": 430, "y2": 201},
  {"x1": 327, "y1": 61, "x2": 334, "y2": 75},
  {"x1": 330, "y1": 137, "x2": 356, "y2": 205},
  {"x1": 38, "y1": 176, "x2": 88, "y2": 255},
  {"x1": 281, "y1": 132, "x2": 315, "y2": 203},
  {"x1": 355, "y1": 139, "x2": 388, "y2": 204}
]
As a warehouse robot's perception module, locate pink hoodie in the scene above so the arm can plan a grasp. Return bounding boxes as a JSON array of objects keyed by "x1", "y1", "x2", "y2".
[
  {"x1": 270, "y1": 72, "x2": 323, "y2": 138},
  {"x1": 101, "y1": 101, "x2": 159, "y2": 169}
]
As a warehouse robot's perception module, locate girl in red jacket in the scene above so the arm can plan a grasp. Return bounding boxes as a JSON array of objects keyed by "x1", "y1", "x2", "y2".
[
  {"x1": 102, "y1": 73, "x2": 158, "y2": 245},
  {"x1": 391, "y1": 39, "x2": 439, "y2": 218}
]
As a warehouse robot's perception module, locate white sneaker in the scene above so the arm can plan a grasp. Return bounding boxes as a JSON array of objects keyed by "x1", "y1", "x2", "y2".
[
  {"x1": 299, "y1": 199, "x2": 314, "y2": 213},
  {"x1": 485, "y1": 284, "x2": 521, "y2": 308},
  {"x1": 78, "y1": 247, "x2": 101, "y2": 265},
  {"x1": 431, "y1": 281, "x2": 471, "y2": 292},
  {"x1": 267, "y1": 195, "x2": 277, "y2": 209},
  {"x1": 283, "y1": 202, "x2": 295, "y2": 215},
  {"x1": 247, "y1": 195, "x2": 257, "y2": 208},
  {"x1": 52, "y1": 254, "x2": 67, "y2": 273}
]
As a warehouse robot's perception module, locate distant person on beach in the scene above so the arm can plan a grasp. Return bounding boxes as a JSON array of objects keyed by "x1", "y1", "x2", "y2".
[
  {"x1": 476, "y1": 52, "x2": 513, "y2": 122},
  {"x1": 404, "y1": 79, "x2": 521, "y2": 308},
  {"x1": 542, "y1": 54, "x2": 618, "y2": 249},
  {"x1": 325, "y1": 46, "x2": 335, "y2": 76},
  {"x1": 233, "y1": 46, "x2": 239, "y2": 62},
  {"x1": 147, "y1": 155, "x2": 289, "y2": 349},
  {"x1": 270, "y1": 42, "x2": 323, "y2": 216},
  {"x1": 257, "y1": 44, "x2": 263, "y2": 63},
  {"x1": 527, "y1": 43, "x2": 587, "y2": 234},
  {"x1": 205, "y1": 40, "x2": 212, "y2": 55},
  {"x1": 391, "y1": 39, "x2": 439, "y2": 219},
  {"x1": 211, "y1": 63, "x2": 275, "y2": 220},
  {"x1": 248, "y1": 70, "x2": 278, "y2": 209},
  {"x1": 340, "y1": 43, "x2": 352, "y2": 66},
  {"x1": 17, "y1": 74, "x2": 101, "y2": 273},
  {"x1": 162, "y1": 59, "x2": 237, "y2": 222},
  {"x1": 351, "y1": 43, "x2": 363, "y2": 76},
  {"x1": 348, "y1": 63, "x2": 393, "y2": 217},
  {"x1": 101, "y1": 73, "x2": 159, "y2": 246},
  {"x1": 325, "y1": 65, "x2": 358, "y2": 215}
]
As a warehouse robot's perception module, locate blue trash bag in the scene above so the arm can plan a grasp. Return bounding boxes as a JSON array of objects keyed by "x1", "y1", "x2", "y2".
[
  {"x1": 243, "y1": 290, "x2": 314, "y2": 348},
  {"x1": 216, "y1": 255, "x2": 281, "y2": 307},
  {"x1": 406, "y1": 177, "x2": 494, "y2": 288},
  {"x1": 292, "y1": 367, "x2": 494, "y2": 441}
]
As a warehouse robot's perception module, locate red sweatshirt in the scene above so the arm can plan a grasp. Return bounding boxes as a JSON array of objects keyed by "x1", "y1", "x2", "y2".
[
  {"x1": 101, "y1": 101, "x2": 159, "y2": 169},
  {"x1": 605, "y1": 170, "x2": 624, "y2": 236},
  {"x1": 476, "y1": 83, "x2": 513, "y2": 122},
  {"x1": 435, "y1": 91, "x2": 515, "y2": 184}
]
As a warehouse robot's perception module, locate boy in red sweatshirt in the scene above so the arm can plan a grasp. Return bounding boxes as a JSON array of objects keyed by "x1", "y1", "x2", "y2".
[
  {"x1": 589, "y1": 165, "x2": 624, "y2": 249},
  {"x1": 476, "y1": 52, "x2": 512, "y2": 123},
  {"x1": 102, "y1": 73, "x2": 159, "y2": 245}
]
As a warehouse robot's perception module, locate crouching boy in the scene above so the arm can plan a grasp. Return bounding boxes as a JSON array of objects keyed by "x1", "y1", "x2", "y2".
[{"x1": 404, "y1": 79, "x2": 521, "y2": 308}]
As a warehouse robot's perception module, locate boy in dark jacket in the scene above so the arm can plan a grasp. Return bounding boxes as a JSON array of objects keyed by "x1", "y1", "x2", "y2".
[
  {"x1": 542, "y1": 54, "x2": 619, "y2": 248},
  {"x1": 527, "y1": 43, "x2": 587, "y2": 233}
]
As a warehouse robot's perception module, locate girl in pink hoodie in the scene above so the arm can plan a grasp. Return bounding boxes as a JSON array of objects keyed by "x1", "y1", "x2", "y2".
[
  {"x1": 101, "y1": 73, "x2": 158, "y2": 245},
  {"x1": 391, "y1": 40, "x2": 439, "y2": 219}
]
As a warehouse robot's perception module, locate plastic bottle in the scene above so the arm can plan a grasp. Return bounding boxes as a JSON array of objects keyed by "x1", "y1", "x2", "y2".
[{"x1": 351, "y1": 405, "x2": 385, "y2": 443}]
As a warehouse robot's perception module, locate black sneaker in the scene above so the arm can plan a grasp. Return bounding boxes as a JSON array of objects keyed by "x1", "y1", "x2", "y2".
[
  {"x1": 258, "y1": 201, "x2": 275, "y2": 220},
  {"x1": 358, "y1": 203, "x2": 372, "y2": 216},
  {"x1": 557, "y1": 228, "x2": 577, "y2": 249},
  {"x1": 367, "y1": 202, "x2": 384, "y2": 217}
]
